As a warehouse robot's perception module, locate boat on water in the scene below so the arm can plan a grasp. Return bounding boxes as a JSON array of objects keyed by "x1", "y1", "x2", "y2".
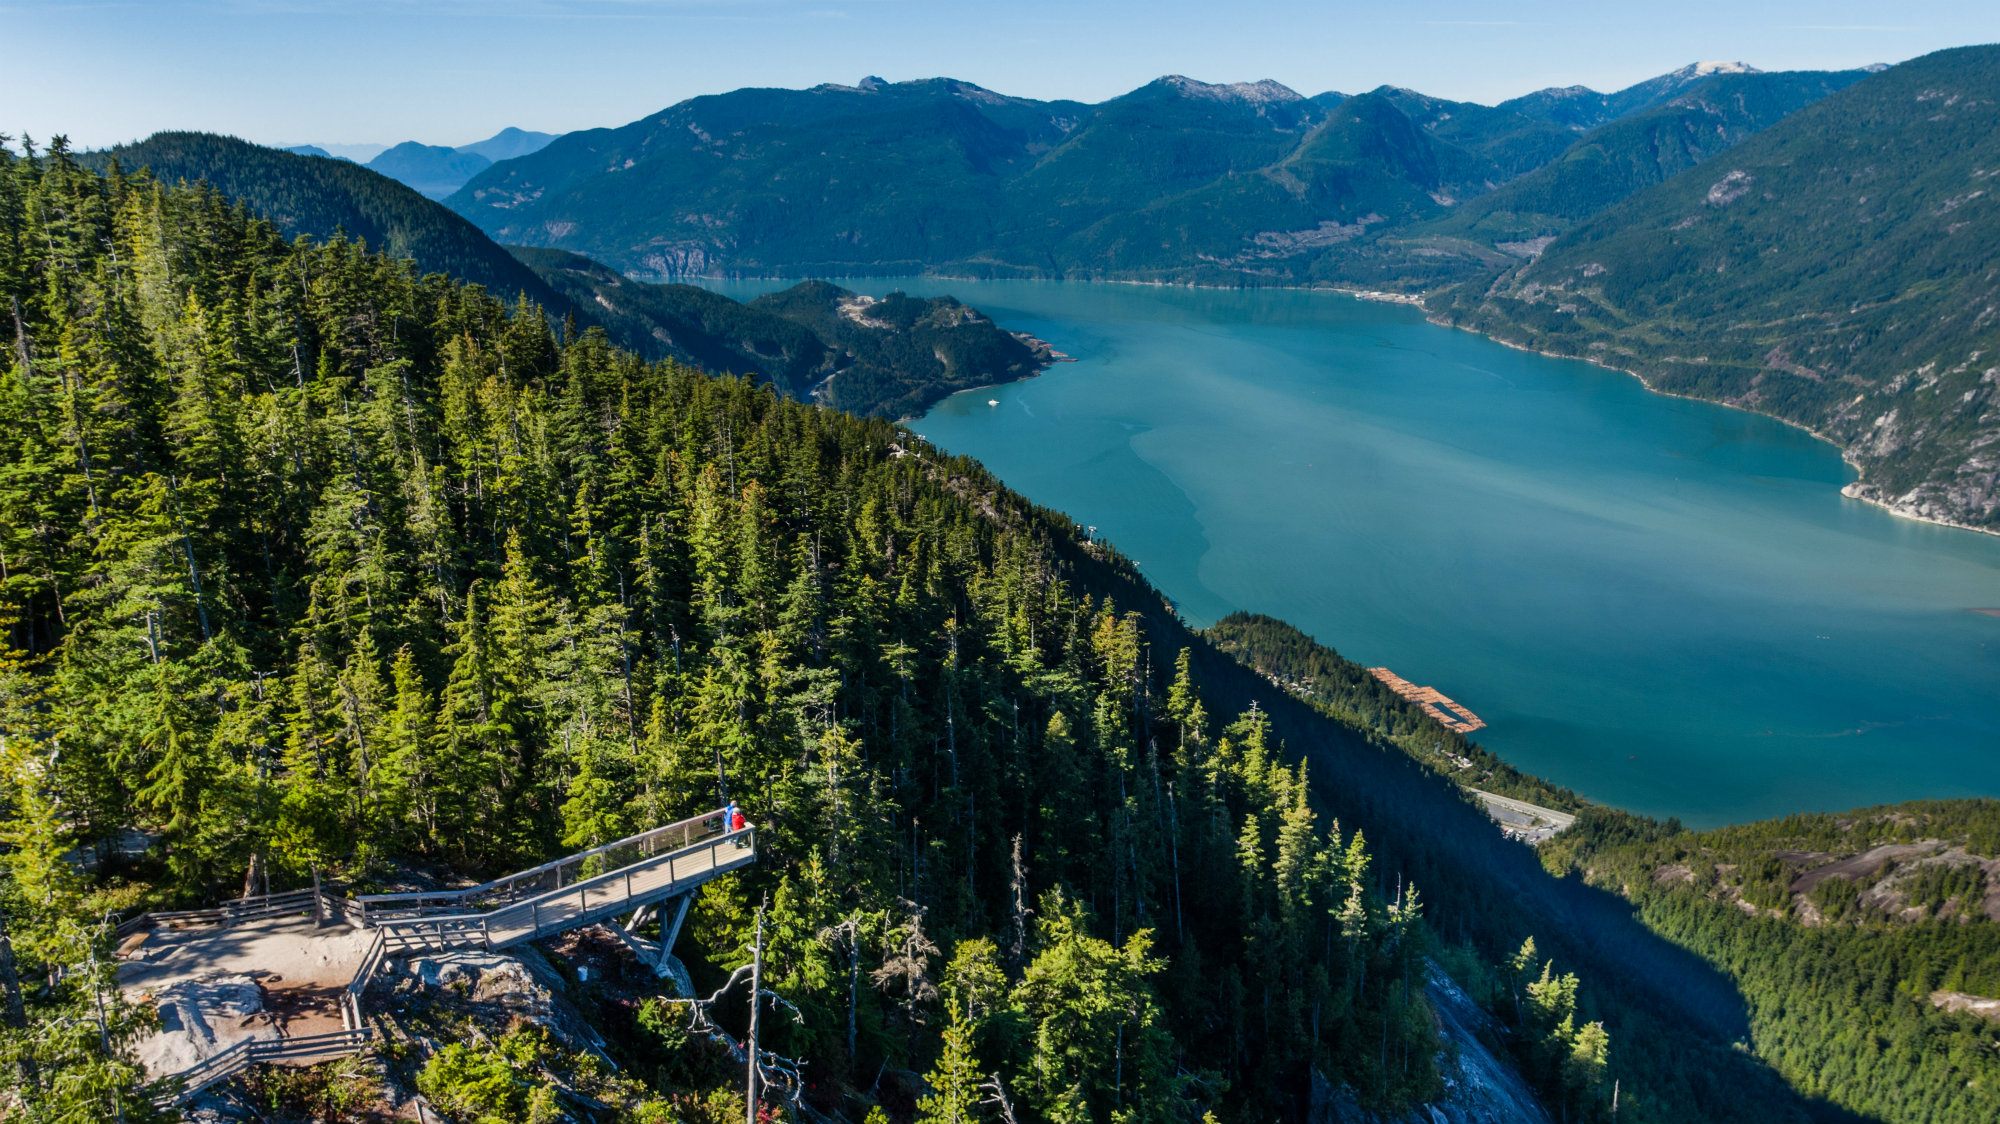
[{"x1": 987, "y1": 398, "x2": 999, "y2": 407}]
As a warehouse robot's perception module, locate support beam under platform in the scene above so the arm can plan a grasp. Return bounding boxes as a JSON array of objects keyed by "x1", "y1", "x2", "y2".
[{"x1": 610, "y1": 891, "x2": 697, "y2": 996}]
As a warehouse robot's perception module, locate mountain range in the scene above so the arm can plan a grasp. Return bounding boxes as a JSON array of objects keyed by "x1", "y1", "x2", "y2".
[
  {"x1": 289, "y1": 125, "x2": 557, "y2": 197},
  {"x1": 83, "y1": 51, "x2": 2000, "y2": 532},
  {"x1": 434, "y1": 50, "x2": 1996, "y2": 530},
  {"x1": 441, "y1": 62, "x2": 1839, "y2": 286},
  {"x1": 1439, "y1": 45, "x2": 2000, "y2": 529}
]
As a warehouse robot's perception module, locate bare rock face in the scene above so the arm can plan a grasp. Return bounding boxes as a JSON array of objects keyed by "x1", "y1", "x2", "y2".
[
  {"x1": 398, "y1": 951, "x2": 553, "y2": 1018},
  {"x1": 135, "y1": 973, "x2": 273, "y2": 1077},
  {"x1": 389, "y1": 945, "x2": 610, "y2": 1057},
  {"x1": 1931, "y1": 989, "x2": 2000, "y2": 1022},
  {"x1": 1312, "y1": 969, "x2": 1553, "y2": 1124}
]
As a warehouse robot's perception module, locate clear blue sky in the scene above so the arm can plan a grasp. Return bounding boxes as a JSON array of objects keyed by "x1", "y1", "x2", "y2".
[{"x1": 6, "y1": 0, "x2": 1999, "y2": 149}]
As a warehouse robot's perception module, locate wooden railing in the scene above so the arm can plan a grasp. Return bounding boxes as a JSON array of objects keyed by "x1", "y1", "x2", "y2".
[
  {"x1": 377, "y1": 823, "x2": 756, "y2": 952},
  {"x1": 486, "y1": 823, "x2": 755, "y2": 945},
  {"x1": 343, "y1": 930, "x2": 388, "y2": 1030},
  {"x1": 145, "y1": 919, "x2": 387, "y2": 1108},
  {"x1": 355, "y1": 809, "x2": 731, "y2": 923},
  {"x1": 149, "y1": 1027, "x2": 376, "y2": 1108},
  {"x1": 117, "y1": 887, "x2": 326, "y2": 938}
]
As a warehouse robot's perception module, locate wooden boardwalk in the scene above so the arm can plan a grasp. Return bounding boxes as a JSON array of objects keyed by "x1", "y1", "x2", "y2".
[{"x1": 373, "y1": 818, "x2": 755, "y2": 952}]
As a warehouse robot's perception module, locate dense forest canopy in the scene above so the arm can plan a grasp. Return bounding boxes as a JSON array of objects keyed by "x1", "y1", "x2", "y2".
[
  {"x1": 0, "y1": 138, "x2": 1480, "y2": 1123},
  {"x1": 1542, "y1": 800, "x2": 2000, "y2": 1121}
]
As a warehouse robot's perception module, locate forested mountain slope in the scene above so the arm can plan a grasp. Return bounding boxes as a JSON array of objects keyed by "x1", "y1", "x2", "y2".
[
  {"x1": 71, "y1": 134, "x2": 1049, "y2": 419},
  {"x1": 0, "y1": 140, "x2": 1848, "y2": 1124},
  {"x1": 444, "y1": 64, "x2": 1847, "y2": 289},
  {"x1": 1372, "y1": 86, "x2": 1578, "y2": 179},
  {"x1": 1044, "y1": 90, "x2": 1519, "y2": 286},
  {"x1": 518, "y1": 250, "x2": 1055, "y2": 417},
  {"x1": 1207, "y1": 614, "x2": 2000, "y2": 1122},
  {"x1": 1539, "y1": 801, "x2": 2000, "y2": 1120},
  {"x1": 1204, "y1": 613, "x2": 1585, "y2": 814},
  {"x1": 1437, "y1": 44, "x2": 2000, "y2": 530},
  {"x1": 82, "y1": 131, "x2": 559, "y2": 304},
  {"x1": 1432, "y1": 69, "x2": 1869, "y2": 251},
  {"x1": 456, "y1": 76, "x2": 1088, "y2": 279}
]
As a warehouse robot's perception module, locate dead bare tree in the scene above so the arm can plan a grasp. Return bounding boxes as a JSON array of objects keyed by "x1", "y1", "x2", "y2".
[
  {"x1": 1006, "y1": 837, "x2": 1031, "y2": 969},
  {"x1": 978, "y1": 1072, "x2": 1021, "y2": 1124},
  {"x1": 816, "y1": 914, "x2": 867, "y2": 1063},
  {"x1": 666, "y1": 930, "x2": 807, "y2": 1116},
  {"x1": 870, "y1": 901, "x2": 939, "y2": 1055}
]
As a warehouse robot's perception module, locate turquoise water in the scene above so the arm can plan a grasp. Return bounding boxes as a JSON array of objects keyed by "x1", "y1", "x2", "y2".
[{"x1": 704, "y1": 278, "x2": 2000, "y2": 827}]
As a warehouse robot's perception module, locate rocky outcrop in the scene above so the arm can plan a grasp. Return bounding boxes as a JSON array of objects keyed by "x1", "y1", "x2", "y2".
[
  {"x1": 1312, "y1": 968, "x2": 1552, "y2": 1124},
  {"x1": 133, "y1": 974, "x2": 274, "y2": 1078},
  {"x1": 398, "y1": 951, "x2": 554, "y2": 1015}
]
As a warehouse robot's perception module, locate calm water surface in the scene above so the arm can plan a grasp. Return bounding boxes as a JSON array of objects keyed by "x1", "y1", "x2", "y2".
[{"x1": 705, "y1": 278, "x2": 2000, "y2": 827}]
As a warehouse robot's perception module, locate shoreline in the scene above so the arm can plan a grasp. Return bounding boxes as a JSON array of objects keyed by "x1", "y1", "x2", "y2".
[
  {"x1": 1419, "y1": 308, "x2": 2000, "y2": 541},
  {"x1": 892, "y1": 329, "x2": 1068, "y2": 425}
]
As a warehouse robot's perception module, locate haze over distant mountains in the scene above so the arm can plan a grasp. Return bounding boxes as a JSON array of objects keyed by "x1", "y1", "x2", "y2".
[{"x1": 287, "y1": 125, "x2": 557, "y2": 198}]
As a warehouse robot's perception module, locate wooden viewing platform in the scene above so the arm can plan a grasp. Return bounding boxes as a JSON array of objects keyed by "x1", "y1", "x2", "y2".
[
  {"x1": 120, "y1": 808, "x2": 755, "y2": 1107},
  {"x1": 1368, "y1": 667, "x2": 1487, "y2": 734}
]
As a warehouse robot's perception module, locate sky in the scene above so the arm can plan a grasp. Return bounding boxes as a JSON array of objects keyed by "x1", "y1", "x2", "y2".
[{"x1": 5, "y1": 0, "x2": 2000, "y2": 150}]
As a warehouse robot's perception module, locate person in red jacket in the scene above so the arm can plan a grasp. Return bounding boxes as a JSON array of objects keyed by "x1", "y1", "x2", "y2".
[{"x1": 727, "y1": 801, "x2": 749, "y2": 846}]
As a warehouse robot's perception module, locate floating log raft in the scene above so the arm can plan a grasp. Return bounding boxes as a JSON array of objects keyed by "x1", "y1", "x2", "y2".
[{"x1": 1367, "y1": 667, "x2": 1487, "y2": 733}]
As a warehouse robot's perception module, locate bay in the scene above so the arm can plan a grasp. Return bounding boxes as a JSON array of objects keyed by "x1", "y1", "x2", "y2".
[{"x1": 702, "y1": 277, "x2": 2000, "y2": 827}]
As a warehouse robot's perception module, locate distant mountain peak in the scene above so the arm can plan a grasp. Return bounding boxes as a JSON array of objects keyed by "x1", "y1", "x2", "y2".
[
  {"x1": 1154, "y1": 75, "x2": 1305, "y2": 105},
  {"x1": 1682, "y1": 60, "x2": 1761, "y2": 77},
  {"x1": 456, "y1": 126, "x2": 557, "y2": 164},
  {"x1": 858, "y1": 75, "x2": 889, "y2": 91}
]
